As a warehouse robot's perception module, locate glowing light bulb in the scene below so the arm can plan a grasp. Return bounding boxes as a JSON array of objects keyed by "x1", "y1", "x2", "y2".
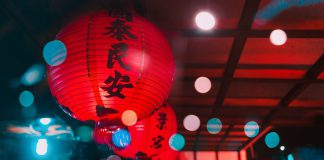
[
  {"x1": 21, "y1": 63, "x2": 45, "y2": 86},
  {"x1": 207, "y1": 118, "x2": 222, "y2": 134},
  {"x1": 112, "y1": 129, "x2": 131, "y2": 148},
  {"x1": 287, "y1": 154, "x2": 294, "y2": 160},
  {"x1": 43, "y1": 40, "x2": 67, "y2": 66},
  {"x1": 195, "y1": 11, "x2": 216, "y2": 30},
  {"x1": 19, "y1": 91, "x2": 34, "y2": 107},
  {"x1": 122, "y1": 110, "x2": 137, "y2": 126},
  {"x1": 169, "y1": 133, "x2": 185, "y2": 151},
  {"x1": 265, "y1": 132, "x2": 280, "y2": 148},
  {"x1": 40, "y1": 118, "x2": 51, "y2": 125},
  {"x1": 183, "y1": 114, "x2": 200, "y2": 131},
  {"x1": 244, "y1": 121, "x2": 259, "y2": 138},
  {"x1": 36, "y1": 139, "x2": 48, "y2": 156},
  {"x1": 270, "y1": 29, "x2": 287, "y2": 45},
  {"x1": 194, "y1": 77, "x2": 212, "y2": 93}
]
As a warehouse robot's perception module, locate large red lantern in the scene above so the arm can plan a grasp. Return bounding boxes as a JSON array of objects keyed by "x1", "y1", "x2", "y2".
[
  {"x1": 112, "y1": 103, "x2": 177, "y2": 159},
  {"x1": 47, "y1": 10, "x2": 174, "y2": 122}
]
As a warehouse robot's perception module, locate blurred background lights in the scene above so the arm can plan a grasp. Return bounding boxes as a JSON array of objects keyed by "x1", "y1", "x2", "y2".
[
  {"x1": 288, "y1": 154, "x2": 294, "y2": 160},
  {"x1": 76, "y1": 126, "x2": 93, "y2": 142},
  {"x1": 270, "y1": 29, "x2": 287, "y2": 45},
  {"x1": 107, "y1": 155, "x2": 121, "y2": 160},
  {"x1": 195, "y1": 11, "x2": 216, "y2": 30},
  {"x1": 20, "y1": 63, "x2": 45, "y2": 86},
  {"x1": 207, "y1": 118, "x2": 222, "y2": 134},
  {"x1": 194, "y1": 77, "x2": 212, "y2": 93},
  {"x1": 19, "y1": 90, "x2": 34, "y2": 107},
  {"x1": 121, "y1": 110, "x2": 137, "y2": 126},
  {"x1": 43, "y1": 40, "x2": 67, "y2": 66},
  {"x1": 280, "y1": 145, "x2": 285, "y2": 151},
  {"x1": 183, "y1": 114, "x2": 200, "y2": 131},
  {"x1": 36, "y1": 139, "x2": 48, "y2": 156},
  {"x1": 244, "y1": 121, "x2": 259, "y2": 138},
  {"x1": 40, "y1": 118, "x2": 51, "y2": 125},
  {"x1": 169, "y1": 133, "x2": 185, "y2": 151},
  {"x1": 112, "y1": 129, "x2": 131, "y2": 148},
  {"x1": 265, "y1": 131, "x2": 280, "y2": 148}
]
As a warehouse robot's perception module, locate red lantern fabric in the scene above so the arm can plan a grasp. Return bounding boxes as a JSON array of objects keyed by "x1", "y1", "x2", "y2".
[
  {"x1": 47, "y1": 10, "x2": 174, "y2": 122},
  {"x1": 112, "y1": 103, "x2": 177, "y2": 159}
]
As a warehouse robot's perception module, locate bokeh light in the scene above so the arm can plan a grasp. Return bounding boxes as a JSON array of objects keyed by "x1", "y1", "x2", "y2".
[
  {"x1": 36, "y1": 139, "x2": 48, "y2": 156},
  {"x1": 194, "y1": 77, "x2": 212, "y2": 93},
  {"x1": 169, "y1": 133, "x2": 185, "y2": 151},
  {"x1": 195, "y1": 11, "x2": 216, "y2": 30},
  {"x1": 112, "y1": 129, "x2": 131, "y2": 148},
  {"x1": 280, "y1": 145, "x2": 285, "y2": 151},
  {"x1": 265, "y1": 132, "x2": 280, "y2": 148},
  {"x1": 122, "y1": 110, "x2": 137, "y2": 126},
  {"x1": 270, "y1": 29, "x2": 287, "y2": 46},
  {"x1": 287, "y1": 154, "x2": 294, "y2": 160},
  {"x1": 183, "y1": 114, "x2": 200, "y2": 131},
  {"x1": 21, "y1": 63, "x2": 45, "y2": 86},
  {"x1": 40, "y1": 118, "x2": 51, "y2": 125},
  {"x1": 43, "y1": 40, "x2": 67, "y2": 66},
  {"x1": 76, "y1": 126, "x2": 93, "y2": 142},
  {"x1": 107, "y1": 155, "x2": 121, "y2": 160},
  {"x1": 244, "y1": 121, "x2": 259, "y2": 138},
  {"x1": 207, "y1": 118, "x2": 222, "y2": 134},
  {"x1": 19, "y1": 90, "x2": 34, "y2": 107}
]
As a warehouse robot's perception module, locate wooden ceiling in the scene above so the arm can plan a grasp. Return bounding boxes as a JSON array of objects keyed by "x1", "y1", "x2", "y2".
[{"x1": 0, "y1": 0, "x2": 324, "y2": 152}]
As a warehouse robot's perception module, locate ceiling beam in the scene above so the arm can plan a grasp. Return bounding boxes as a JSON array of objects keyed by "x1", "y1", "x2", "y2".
[
  {"x1": 240, "y1": 54, "x2": 324, "y2": 150},
  {"x1": 174, "y1": 104, "x2": 324, "y2": 111},
  {"x1": 180, "y1": 29, "x2": 324, "y2": 38},
  {"x1": 182, "y1": 64, "x2": 311, "y2": 69},
  {"x1": 211, "y1": 0, "x2": 262, "y2": 115},
  {"x1": 216, "y1": 124, "x2": 234, "y2": 150},
  {"x1": 180, "y1": 77, "x2": 324, "y2": 83},
  {"x1": 193, "y1": 0, "x2": 261, "y2": 152}
]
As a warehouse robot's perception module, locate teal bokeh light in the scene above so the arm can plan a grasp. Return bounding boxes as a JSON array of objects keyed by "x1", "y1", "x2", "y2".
[
  {"x1": 287, "y1": 154, "x2": 294, "y2": 160},
  {"x1": 169, "y1": 133, "x2": 185, "y2": 151},
  {"x1": 244, "y1": 121, "x2": 259, "y2": 138},
  {"x1": 207, "y1": 118, "x2": 222, "y2": 134},
  {"x1": 43, "y1": 40, "x2": 67, "y2": 66},
  {"x1": 265, "y1": 132, "x2": 280, "y2": 148},
  {"x1": 19, "y1": 91, "x2": 34, "y2": 107},
  {"x1": 112, "y1": 129, "x2": 131, "y2": 148},
  {"x1": 21, "y1": 63, "x2": 45, "y2": 86}
]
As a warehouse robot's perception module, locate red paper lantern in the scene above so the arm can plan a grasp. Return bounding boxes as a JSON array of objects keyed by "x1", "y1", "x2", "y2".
[
  {"x1": 112, "y1": 103, "x2": 177, "y2": 159},
  {"x1": 47, "y1": 10, "x2": 174, "y2": 122}
]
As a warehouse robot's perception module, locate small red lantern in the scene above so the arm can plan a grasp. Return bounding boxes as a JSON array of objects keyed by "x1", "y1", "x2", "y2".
[
  {"x1": 112, "y1": 103, "x2": 177, "y2": 159},
  {"x1": 47, "y1": 10, "x2": 174, "y2": 122}
]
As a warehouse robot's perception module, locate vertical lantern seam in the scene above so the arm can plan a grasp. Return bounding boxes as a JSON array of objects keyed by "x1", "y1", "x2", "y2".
[{"x1": 86, "y1": 15, "x2": 93, "y2": 77}]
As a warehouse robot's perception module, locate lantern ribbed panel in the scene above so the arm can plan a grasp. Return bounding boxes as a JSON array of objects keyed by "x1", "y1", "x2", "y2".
[
  {"x1": 112, "y1": 103, "x2": 177, "y2": 159},
  {"x1": 47, "y1": 11, "x2": 174, "y2": 122}
]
